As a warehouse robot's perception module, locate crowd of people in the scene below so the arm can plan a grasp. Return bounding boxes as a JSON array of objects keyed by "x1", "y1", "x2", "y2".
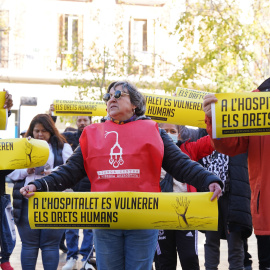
[{"x1": 0, "y1": 78, "x2": 270, "y2": 270}]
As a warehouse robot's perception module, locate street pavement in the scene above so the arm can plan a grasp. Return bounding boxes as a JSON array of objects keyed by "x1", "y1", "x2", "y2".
[
  {"x1": 5, "y1": 183, "x2": 259, "y2": 269},
  {"x1": 9, "y1": 230, "x2": 259, "y2": 269}
]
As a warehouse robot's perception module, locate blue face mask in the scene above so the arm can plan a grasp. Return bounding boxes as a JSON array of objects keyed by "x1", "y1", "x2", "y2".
[{"x1": 167, "y1": 133, "x2": 178, "y2": 144}]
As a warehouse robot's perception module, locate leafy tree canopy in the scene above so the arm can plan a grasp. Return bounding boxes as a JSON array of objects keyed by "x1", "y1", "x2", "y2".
[{"x1": 168, "y1": 0, "x2": 270, "y2": 93}]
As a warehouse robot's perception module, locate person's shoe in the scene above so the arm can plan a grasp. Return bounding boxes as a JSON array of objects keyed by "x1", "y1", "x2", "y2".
[
  {"x1": 80, "y1": 262, "x2": 95, "y2": 270},
  {"x1": 0, "y1": 262, "x2": 14, "y2": 270},
  {"x1": 62, "y1": 258, "x2": 77, "y2": 270},
  {"x1": 60, "y1": 242, "x2": 68, "y2": 253}
]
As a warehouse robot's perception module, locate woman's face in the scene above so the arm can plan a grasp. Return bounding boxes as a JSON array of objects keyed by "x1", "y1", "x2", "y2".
[
  {"x1": 33, "y1": 123, "x2": 51, "y2": 142},
  {"x1": 107, "y1": 85, "x2": 136, "y2": 121},
  {"x1": 160, "y1": 123, "x2": 181, "y2": 140}
]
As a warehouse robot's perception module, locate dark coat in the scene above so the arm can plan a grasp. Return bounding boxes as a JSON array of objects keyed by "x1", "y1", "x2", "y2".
[
  {"x1": 30, "y1": 120, "x2": 223, "y2": 193},
  {"x1": 226, "y1": 152, "x2": 252, "y2": 238},
  {"x1": 61, "y1": 129, "x2": 91, "y2": 192}
]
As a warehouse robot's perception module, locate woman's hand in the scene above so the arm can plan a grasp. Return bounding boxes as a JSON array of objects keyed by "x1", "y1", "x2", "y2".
[
  {"x1": 208, "y1": 182, "x2": 222, "y2": 201},
  {"x1": 203, "y1": 94, "x2": 218, "y2": 117},
  {"x1": 20, "y1": 184, "x2": 37, "y2": 198}
]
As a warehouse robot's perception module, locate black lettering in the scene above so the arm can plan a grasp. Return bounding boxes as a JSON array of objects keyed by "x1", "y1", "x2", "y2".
[{"x1": 221, "y1": 100, "x2": 227, "y2": 112}]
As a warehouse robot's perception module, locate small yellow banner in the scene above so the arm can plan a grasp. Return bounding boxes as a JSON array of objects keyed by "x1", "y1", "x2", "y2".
[
  {"x1": 0, "y1": 138, "x2": 49, "y2": 170},
  {"x1": 0, "y1": 92, "x2": 7, "y2": 130},
  {"x1": 28, "y1": 192, "x2": 218, "y2": 230},
  {"x1": 176, "y1": 87, "x2": 208, "y2": 100},
  {"x1": 212, "y1": 92, "x2": 270, "y2": 138},
  {"x1": 53, "y1": 100, "x2": 107, "y2": 117}
]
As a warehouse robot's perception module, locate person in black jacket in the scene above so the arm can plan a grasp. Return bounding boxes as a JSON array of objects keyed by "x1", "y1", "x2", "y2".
[
  {"x1": 60, "y1": 116, "x2": 94, "y2": 270},
  {"x1": 21, "y1": 81, "x2": 223, "y2": 270},
  {"x1": 182, "y1": 127, "x2": 253, "y2": 270}
]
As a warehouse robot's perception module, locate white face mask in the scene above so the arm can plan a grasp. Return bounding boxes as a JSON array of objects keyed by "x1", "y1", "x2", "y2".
[{"x1": 167, "y1": 133, "x2": 178, "y2": 144}]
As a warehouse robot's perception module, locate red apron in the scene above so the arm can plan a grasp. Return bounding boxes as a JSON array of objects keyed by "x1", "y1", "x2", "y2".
[{"x1": 80, "y1": 120, "x2": 164, "y2": 192}]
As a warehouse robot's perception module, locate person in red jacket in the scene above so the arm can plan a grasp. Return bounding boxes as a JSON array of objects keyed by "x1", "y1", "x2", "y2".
[
  {"x1": 202, "y1": 77, "x2": 270, "y2": 270},
  {"x1": 155, "y1": 123, "x2": 214, "y2": 270}
]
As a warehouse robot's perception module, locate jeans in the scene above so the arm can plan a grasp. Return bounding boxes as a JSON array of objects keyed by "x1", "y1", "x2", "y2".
[
  {"x1": 93, "y1": 229, "x2": 158, "y2": 270},
  {"x1": 1, "y1": 194, "x2": 16, "y2": 263},
  {"x1": 65, "y1": 229, "x2": 93, "y2": 261},
  {"x1": 204, "y1": 193, "x2": 244, "y2": 270},
  {"x1": 16, "y1": 198, "x2": 64, "y2": 270}
]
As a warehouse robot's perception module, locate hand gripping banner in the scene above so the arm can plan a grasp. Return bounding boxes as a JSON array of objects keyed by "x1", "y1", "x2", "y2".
[
  {"x1": 212, "y1": 92, "x2": 270, "y2": 138},
  {"x1": 28, "y1": 192, "x2": 218, "y2": 231},
  {"x1": 0, "y1": 138, "x2": 49, "y2": 170}
]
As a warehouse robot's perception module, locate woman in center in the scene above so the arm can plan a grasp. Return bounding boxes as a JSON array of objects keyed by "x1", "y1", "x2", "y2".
[{"x1": 21, "y1": 81, "x2": 222, "y2": 270}]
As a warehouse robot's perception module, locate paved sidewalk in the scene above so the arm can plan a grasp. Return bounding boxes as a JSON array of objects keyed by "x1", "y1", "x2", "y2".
[{"x1": 9, "y1": 229, "x2": 258, "y2": 269}]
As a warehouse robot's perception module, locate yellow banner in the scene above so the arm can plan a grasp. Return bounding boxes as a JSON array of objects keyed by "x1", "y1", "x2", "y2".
[
  {"x1": 28, "y1": 192, "x2": 218, "y2": 230},
  {"x1": 53, "y1": 88, "x2": 207, "y2": 128},
  {"x1": 0, "y1": 138, "x2": 49, "y2": 170},
  {"x1": 144, "y1": 93, "x2": 206, "y2": 128},
  {"x1": 0, "y1": 91, "x2": 7, "y2": 130},
  {"x1": 53, "y1": 100, "x2": 107, "y2": 117},
  {"x1": 212, "y1": 92, "x2": 270, "y2": 138},
  {"x1": 176, "y1": 87, "x2": 208, "y2": 100}
]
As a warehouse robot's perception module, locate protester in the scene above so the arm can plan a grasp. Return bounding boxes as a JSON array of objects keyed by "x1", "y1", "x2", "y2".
[
  {"x1": 60, "y1": 116, "x2": 94, "y2": 270},
  {"x1": 0, "y1": 90, "x2": 14, "y2": 270},
  {"x1": 49, "y1": 106, "x2": 94, "y2": 260},
  {"x1": 155, "y1": 123, "x2": 214, "y2": 270},
  {"x1": 177, "y1": 127, "x2": 253, "y2": 270},
  {"x1": 20, "y1": 81, "x2": 222, "y2": 270},
  {"x1": 9, "y1": 114, "x2": 73, "y2": 270},
  {"x1": 202, "y1": 77, "x2": 270, "y2": 270}
]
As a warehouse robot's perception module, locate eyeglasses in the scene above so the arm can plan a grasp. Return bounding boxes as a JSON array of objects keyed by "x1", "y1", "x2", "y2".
[{"x1": 103, "y1": 90, "x2": 129, "y2": 102}]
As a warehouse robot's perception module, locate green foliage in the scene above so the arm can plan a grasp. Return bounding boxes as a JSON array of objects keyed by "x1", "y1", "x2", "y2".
[{"x1": 169, "y1": 0, "x2": 270, "y2": 93}]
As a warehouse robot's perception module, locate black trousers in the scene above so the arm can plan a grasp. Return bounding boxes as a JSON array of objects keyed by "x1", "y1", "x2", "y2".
[
  {"x1": 155, "y1": 229, "x2": 199, "y2": 270},
  {"x1": 256, "y1": 235, "x2": 270, "y2": 269}
]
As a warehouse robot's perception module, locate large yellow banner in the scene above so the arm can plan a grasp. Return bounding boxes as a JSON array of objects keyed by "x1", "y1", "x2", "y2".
[
  {"x1": 53, "y1": 88, "x2": 207, "y2": 128},
  {"x1": 28, "y1": 192, "x2": 218, "y2": 230},
  {"x1": 0, "y1": 138, "x2": 49, "y2": 170},
  {"x1": 212, "y1": 92, "x2": 270, "y2": 138},
  {"x1": 0, "y1": 91, "x2": 7, "y2": 130}
]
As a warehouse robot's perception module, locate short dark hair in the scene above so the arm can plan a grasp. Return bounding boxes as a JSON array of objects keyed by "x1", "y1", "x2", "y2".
[{"x1": 106, "y1": 81, "x2": 146, "y2": 116}]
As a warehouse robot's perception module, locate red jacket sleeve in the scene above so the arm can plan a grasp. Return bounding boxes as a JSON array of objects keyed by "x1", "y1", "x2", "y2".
[
  {"x1": 180, "y1": 135, "x2": 214, "y2": 161},
  {"x1": 205, "y1": 115, "x2": 249, "y2": 156}
]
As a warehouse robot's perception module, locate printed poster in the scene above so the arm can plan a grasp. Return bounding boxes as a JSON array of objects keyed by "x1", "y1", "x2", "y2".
[
  {"x1": 212, "y1": 92, "x2": 270, "y2": 138},
  {"x1": 28, "y1": 191, "x2": 218, "y2": 230},
  {"x1": 0, "y1": 138, "x2": 49, "y2": 170}
]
